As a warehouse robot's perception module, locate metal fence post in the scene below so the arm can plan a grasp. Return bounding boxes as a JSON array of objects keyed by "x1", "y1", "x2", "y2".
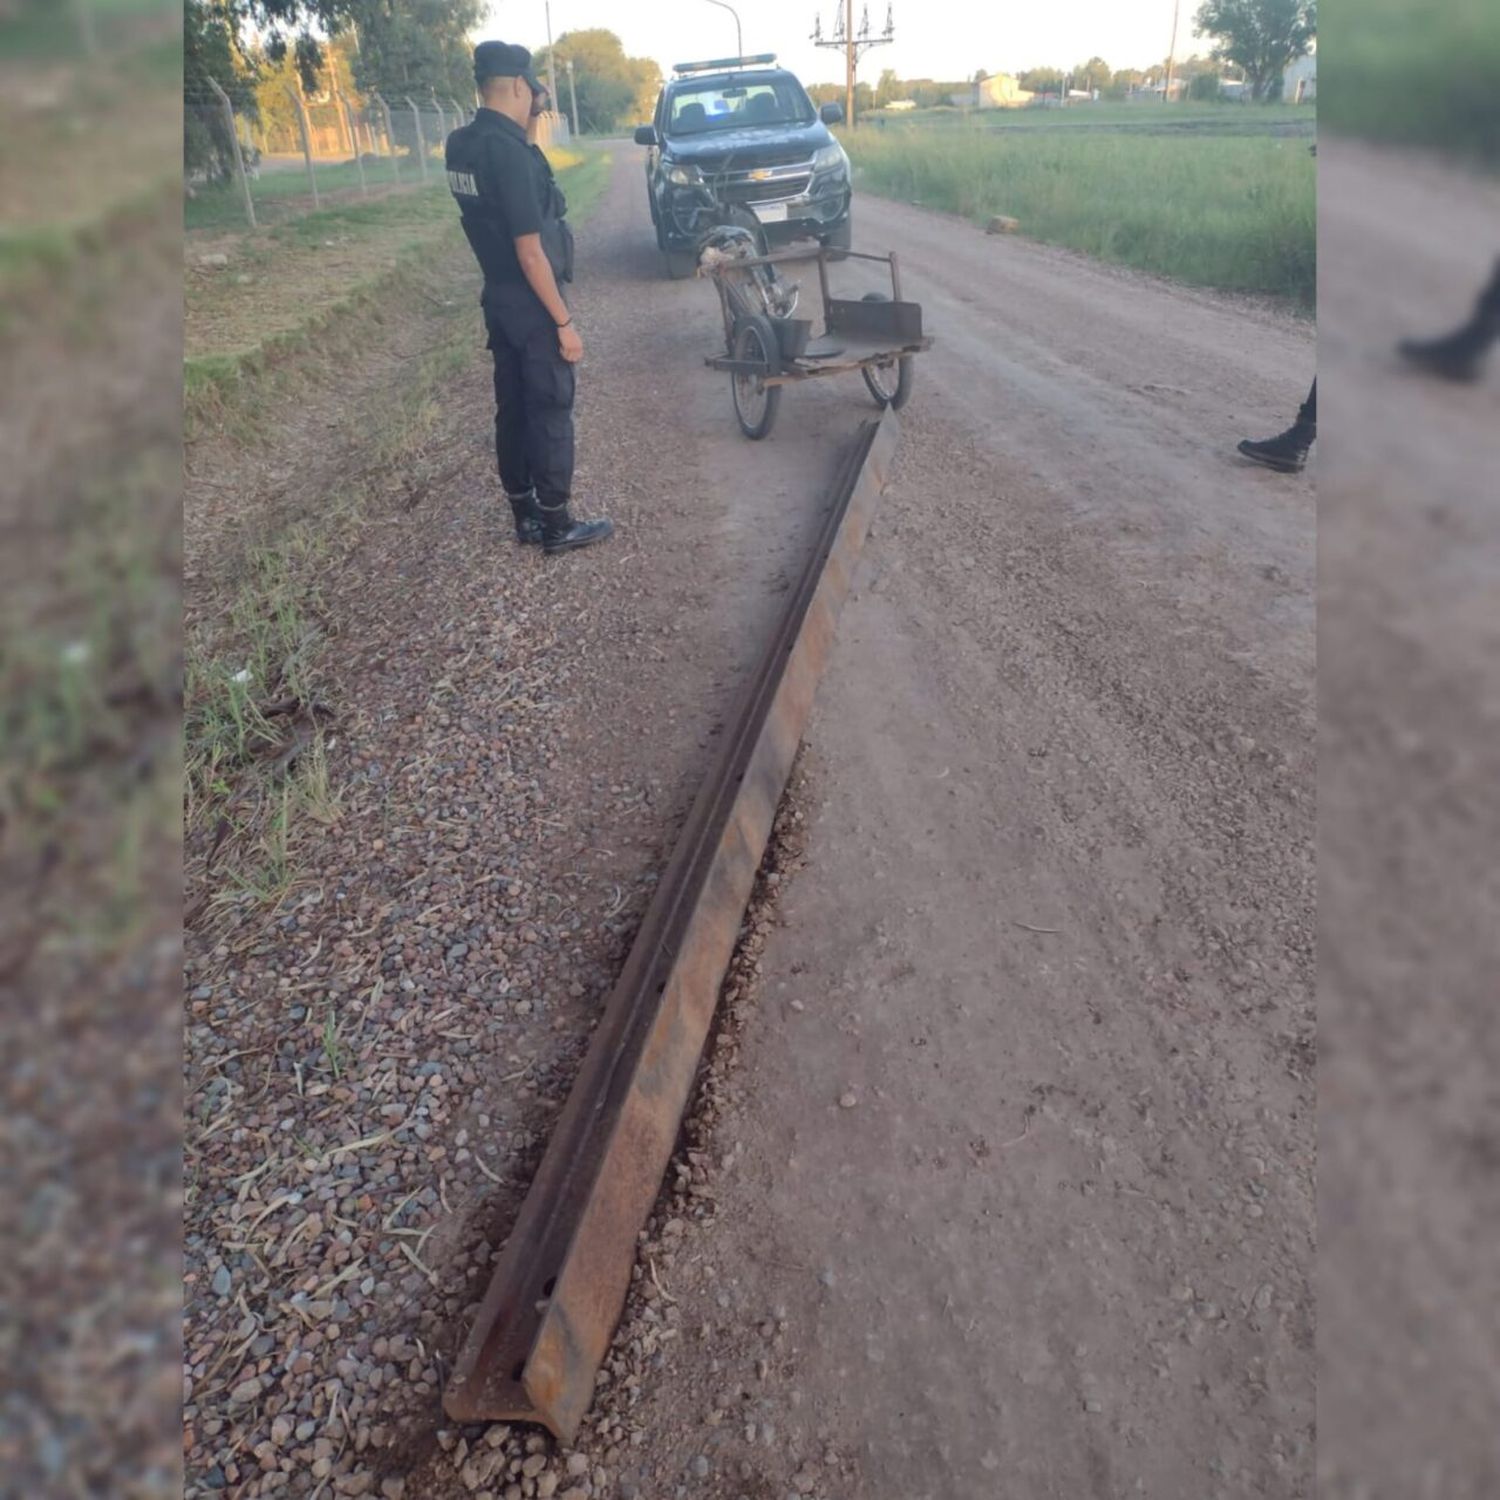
[
  {"x1": 448, "y1": 97, "x2": 467, "y2": 128},
  {"x1": 330, "y1": 85, "x2": 351, "y2": 157},
  {"x1": 286, "y1": 83, "x2": 320, "y2": 209},
  {"x1": 372, "y1": 93, "x2": 400, "y2": 182},
  {"x1": 335, "y1": 87, "x2": 368, "y2": 197},
  {"x1": 431, "y1": 92, "x2": 447, "y2": 152},
  {"x1": 207, "y1": 77, "x2": 256, "y2": 230},
  {"x1": 405, "y1": 97, "x2": 428, "y2": 181}
]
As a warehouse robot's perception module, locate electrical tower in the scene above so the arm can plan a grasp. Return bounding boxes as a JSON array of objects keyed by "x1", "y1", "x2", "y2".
[{"x1": 811, "y1": 2, "x2": 895, "y2": 129}]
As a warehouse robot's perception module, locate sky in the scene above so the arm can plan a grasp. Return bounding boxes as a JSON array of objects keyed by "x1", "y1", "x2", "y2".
[{"x1": 479, "y1": 0, "x2": 1206, "y2": 89}]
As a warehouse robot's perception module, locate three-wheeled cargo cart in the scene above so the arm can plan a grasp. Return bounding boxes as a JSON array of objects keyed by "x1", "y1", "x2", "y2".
[{"x1": 702, "y1": 244, "x2": 933, "y2": 439}]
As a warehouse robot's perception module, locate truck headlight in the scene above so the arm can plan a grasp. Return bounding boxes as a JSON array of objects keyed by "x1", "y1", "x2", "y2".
[
  {"x1": 665, "y1": 161, "x2": 703, "y2": 186},
  {"x1": 812, "y1": 143, "x2": 847, "y2": 174}
]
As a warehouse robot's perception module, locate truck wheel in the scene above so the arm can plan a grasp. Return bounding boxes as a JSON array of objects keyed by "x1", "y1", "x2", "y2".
[
  {"x1": 663, "y1": 246, "x2": 698, "y2": 279},
  {"x1": 859, "y1": 292, "x2": 914, "y2": 410},
  {"x1": 730, "y1": 314, "x2": 783, "y2": 440},
  {"x1": 820, "y1": 213, "x2": 853, "y2": 255}
]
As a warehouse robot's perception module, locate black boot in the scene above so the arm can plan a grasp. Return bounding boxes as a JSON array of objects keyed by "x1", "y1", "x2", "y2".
[
  {"x1": 1398, "y1": 326, "x2": 1493, "y2": 383},
  {"x1": 1237, "y1": 421, "x2": 1314, "y2": 473},
  {"x1": 506, "y1": 490, "x2": 544, "y2": 546},
  {"x1": 538, "y1": 500, "x2": 615, "y2": 556},
  {"x1": 1399, "y1": 259, "x2": 1500, "y2": 382}
]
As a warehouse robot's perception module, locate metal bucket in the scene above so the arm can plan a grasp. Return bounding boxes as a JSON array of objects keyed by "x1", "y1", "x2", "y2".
[{"x1": 774, "y1": 317, "x2": 812, "y2": 361}]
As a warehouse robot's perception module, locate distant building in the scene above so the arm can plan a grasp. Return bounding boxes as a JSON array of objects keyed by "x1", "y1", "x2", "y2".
[
  {"x1": 1135, "y1": 76, "x2": 1188, "y2": 101},
  {"x1": 969, "y1": 73, "x2": 1035, "y2": 110},
  {"x1": 1282, "y1": 52, "x2": 1317, "y2": 103},
  {"x1": 886, "y1": 99, "x2": 918, "y2": 112}
]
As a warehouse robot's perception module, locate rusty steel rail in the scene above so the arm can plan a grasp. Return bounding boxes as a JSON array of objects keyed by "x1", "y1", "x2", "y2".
[{"x1": 444, "y1": 410, "x2": 900, "y2": 1440}]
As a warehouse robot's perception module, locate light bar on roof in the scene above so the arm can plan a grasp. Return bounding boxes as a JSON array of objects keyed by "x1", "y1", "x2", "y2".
[{"x1": 673, "y1": 53, "x2": 778, "y2": 75}]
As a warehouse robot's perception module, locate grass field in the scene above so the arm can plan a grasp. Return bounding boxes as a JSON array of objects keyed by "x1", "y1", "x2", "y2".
[
  {"x1": 1319, "y1": 0, "x2": 1500, "y2": 166},
  {"x1": 866, "y1": 102, "x2": 1316, "y2": 137},
  {"x1": 186, "y1": 147, "x2": 609, "y2": 396},
  {"x1": 843, "y1": 109, "x2": 1316, "y2": 306},
  {"x1": 187, "y1": 157, "x2": 421, "y2": 233}
]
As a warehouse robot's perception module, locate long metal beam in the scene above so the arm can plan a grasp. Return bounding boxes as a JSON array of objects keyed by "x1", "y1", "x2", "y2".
[{"x1": 444, "y1": 409, "x2": 900, "y2": 1440}]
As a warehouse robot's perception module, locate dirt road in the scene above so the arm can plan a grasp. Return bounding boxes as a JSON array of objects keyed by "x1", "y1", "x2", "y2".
[
  {"x1": 1317, "y1": 140, "x2": 1500, "y2": 1500},
  {"x1": 184, "y1": 142, "x2": 1316, "y2": 1500},
  {"x1": 564, "y1": 151, "x2": 1318, "y2": 1497}
]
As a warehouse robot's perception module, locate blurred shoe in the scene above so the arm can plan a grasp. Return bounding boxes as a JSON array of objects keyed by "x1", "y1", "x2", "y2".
[{"x1": 1397, "y1": 328, "x2": 1491, "y2": 384}]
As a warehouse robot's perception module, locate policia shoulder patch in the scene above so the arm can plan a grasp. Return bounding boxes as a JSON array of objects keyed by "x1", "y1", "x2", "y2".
[{"x1": 448, "y1": 169, "x2": 479, "y2": 198}]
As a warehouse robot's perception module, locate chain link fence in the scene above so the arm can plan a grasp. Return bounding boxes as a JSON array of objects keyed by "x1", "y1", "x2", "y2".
[{"x1": 186, "y1": 87, "x2": 572, "y2": 232}]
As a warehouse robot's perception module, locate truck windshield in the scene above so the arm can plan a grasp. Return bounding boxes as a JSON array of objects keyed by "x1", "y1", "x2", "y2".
[{"x1": 667, "y1": 75, "x2": 815, "y2": 135}]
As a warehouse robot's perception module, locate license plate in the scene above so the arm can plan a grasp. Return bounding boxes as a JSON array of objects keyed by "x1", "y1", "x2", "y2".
[{"x1": 753, "y1": 202, "x2": 789, "y2": 223}]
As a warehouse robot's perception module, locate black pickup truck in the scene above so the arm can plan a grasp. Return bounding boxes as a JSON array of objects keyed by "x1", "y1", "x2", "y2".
[{"x1": 633, "y1": 54, "x2": 852, "y2": 275}]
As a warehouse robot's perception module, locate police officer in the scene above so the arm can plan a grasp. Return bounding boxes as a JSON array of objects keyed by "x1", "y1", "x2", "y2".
[{"x1": 447, "y1": 41, "x2": 613, "y2": 555}]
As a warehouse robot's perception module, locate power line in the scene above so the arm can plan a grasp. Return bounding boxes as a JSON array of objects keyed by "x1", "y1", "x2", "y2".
[{"x1": 810, "y1": 2, "x2": 894, "y2": 128}]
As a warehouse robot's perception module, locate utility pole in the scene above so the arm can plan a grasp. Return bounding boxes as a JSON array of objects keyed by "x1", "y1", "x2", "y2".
[
  {"x1": 565, "y1": 57, "x2": 580, "y2": 139},
  {"x1": 844, "y1": 0, "x2": 854, "y2": 128},
  {"x1": 811, "y1": 2, "x2": 894, "y2": 129},
  {"x1": 1164, "y1": 0, "x2": 1181, "y2": 103},
  {"x1": 543, "y1": 0, "x2": 558, "y2": 113}
]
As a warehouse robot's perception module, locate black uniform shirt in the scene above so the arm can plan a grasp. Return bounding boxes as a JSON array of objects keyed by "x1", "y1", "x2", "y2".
[{"x1": 445, "y1": 109, "x2": 563, "y2": 287}]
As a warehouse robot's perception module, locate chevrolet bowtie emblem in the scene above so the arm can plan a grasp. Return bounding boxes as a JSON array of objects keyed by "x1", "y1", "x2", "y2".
[{"x1": 749, "y1": 168, "x2": 772, "y2": 180}]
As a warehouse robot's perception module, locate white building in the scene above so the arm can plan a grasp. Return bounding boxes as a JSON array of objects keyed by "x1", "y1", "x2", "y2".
[{"x1": 1283, "y1": 51, "x2": 1317, "y2": 103}]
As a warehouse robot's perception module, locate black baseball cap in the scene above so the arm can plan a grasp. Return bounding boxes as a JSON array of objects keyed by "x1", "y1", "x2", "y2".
[{"x1": 474, "y1": 40, "x2": 543, "y2": 94}]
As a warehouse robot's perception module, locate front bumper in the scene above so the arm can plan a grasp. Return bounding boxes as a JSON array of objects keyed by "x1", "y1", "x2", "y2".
[{"x1": 659, "y1": 176, "x2": 851, "y2": 249}]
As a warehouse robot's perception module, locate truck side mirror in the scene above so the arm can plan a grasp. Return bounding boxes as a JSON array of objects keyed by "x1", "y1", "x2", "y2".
[
  {"x1": 819, "y1": 102, "x2": 845, "y2": 125},
  {"x1": 634, "y1": 124, "x2": 658, "y2": 146}
]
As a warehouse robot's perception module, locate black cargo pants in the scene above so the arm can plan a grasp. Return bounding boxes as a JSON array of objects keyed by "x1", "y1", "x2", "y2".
[{"x1": 482, "y1": 281, "x2": 575, "y2": 506}]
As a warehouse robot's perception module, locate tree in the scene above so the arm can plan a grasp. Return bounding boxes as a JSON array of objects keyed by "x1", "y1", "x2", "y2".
[
  {"x1": 906, "y1": 77, "x2": 967, "y2": 109},
  {"x1": 189, "y1": 0, "x2": 481, "y2": 97},
  {"x1": 1075, "y1": 56, "x2": 1112, "y2": 91},
  {"x1": 972, "y1": 68, "x2": 989, "y2": 84},
  {"x1": 1189, "y1": 68, "x2": 1223, "y2": 99},
  {"x1": 340, "y1": 0, "x2": 483, "y2": 101},
  {"x1": 1018, "y1": 67, "x2": 1064, "y2": 94},
  {"x1": 535, "y1": 29, "x2": 661, "y2": 134},
  {"x1": 186, "y1": 0, "x2": 485, "y2": 166},
  {"x1": 1193, "y1": 0, "x2": 1315, "y2": 101},
  {"x1": 185, "y1": 0, "x2": 260, "y2": 181},
  {"x1": 875, "y1": 67, "x2": 900, "y2": 107}
]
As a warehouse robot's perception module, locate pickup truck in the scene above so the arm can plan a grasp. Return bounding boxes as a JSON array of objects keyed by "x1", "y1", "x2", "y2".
[{"x1": 633, "y1": 54, "x2": 852, "y2": 275}]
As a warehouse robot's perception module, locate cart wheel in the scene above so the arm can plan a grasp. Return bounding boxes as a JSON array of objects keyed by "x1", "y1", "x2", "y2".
[
  {"x1": 730, "y1": 314, "x2": 782, "y2": 440},
  {"x1": 859, "y1": 292, "x2": 915, "y2": 411}
]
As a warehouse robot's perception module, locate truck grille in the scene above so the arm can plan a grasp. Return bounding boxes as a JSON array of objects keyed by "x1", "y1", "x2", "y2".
[
  {"x1": 731, "y1": 173, "x2": 813, "y2": 203},
  {"x1": 704, "y1": 157, "x2": 816, "y2": 203}
]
